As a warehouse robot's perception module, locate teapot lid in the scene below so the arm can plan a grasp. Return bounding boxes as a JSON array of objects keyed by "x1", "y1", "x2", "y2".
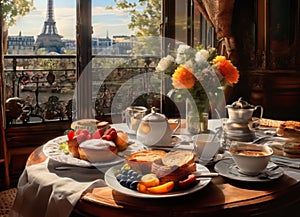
[
  {"x1": 142, "y1": 107, "x2": 167, "y2": 122},
  {"x1": 227, "y1": 97, "x2": 253, "y2": 109}
]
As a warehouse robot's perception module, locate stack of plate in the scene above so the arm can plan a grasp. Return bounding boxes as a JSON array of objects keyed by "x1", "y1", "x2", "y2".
[{"x1": 224, "y1": 121, "x2": 254, "y2": 142}]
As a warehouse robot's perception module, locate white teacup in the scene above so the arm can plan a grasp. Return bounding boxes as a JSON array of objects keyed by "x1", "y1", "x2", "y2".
[
  {"x1": 192, "y1": 134, "x2": 220, "y2": 163},
  {"x1": 229, "y1": 142, "x2": 273, "y2": 176}
]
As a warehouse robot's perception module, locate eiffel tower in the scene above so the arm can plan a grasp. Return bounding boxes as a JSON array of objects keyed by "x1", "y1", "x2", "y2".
[{"x1": 35, "y1": 0, "x2": 64, "y2": 53}]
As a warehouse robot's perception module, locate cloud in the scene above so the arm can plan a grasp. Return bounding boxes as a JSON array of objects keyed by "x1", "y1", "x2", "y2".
[{"x1": 92, "y1": 6, "x2": 127, "y2": 16}]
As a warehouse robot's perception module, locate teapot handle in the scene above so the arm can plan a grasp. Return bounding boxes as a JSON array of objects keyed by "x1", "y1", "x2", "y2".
[
  {"x1": 254, "y1": 105, "x2": 264, "y2": 119},
  {"x1": 249, "y1": 105, "x2": 263, "y2": 130}
]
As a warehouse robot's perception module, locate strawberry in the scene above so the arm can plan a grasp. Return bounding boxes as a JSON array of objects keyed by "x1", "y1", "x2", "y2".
[
  {"x1": 76, "y1": 133, "x2": 88, "y2": 144},
  {"x1": 75, "y1": 129, "x2": 82, "y2": 135},
  {"x1": 67, "y1": 130, "x2": 75, "y2": 140},
  {"x1": 86, "y1": 134, "x2": 92, "y2": 140},
  {"x1": 81, "y1": 129, "x2": 90, "y2": 136},
  {"x1": 102, "y1": 134, "x2": 112, "y2": 141},
  {"x1": 102, "y1": 128, "x2": 117, "y2": 141},
  {"x1": 92, "y1": 129, "x2": 104, "y2": 139}
]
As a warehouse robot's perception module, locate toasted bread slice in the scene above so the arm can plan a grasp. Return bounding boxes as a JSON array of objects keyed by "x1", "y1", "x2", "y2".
[
  {"x1": 162, "y1": 150, "x2": 195, "y2": 167},
  {"x1": 126, "y1": 150, "x2": 167, "y2": 174},
  {"x1": 151, "y1": 150, "x2": 196, "y2": 183}
]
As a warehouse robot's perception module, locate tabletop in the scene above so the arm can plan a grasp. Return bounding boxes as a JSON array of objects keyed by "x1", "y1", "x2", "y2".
[{"x1": 23, "y1": 122, "x2": 300, "y2": 217}]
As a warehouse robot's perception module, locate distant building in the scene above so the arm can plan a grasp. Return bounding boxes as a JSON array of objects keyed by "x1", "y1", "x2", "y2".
[
  {"x1": 92, "y1": 37, "x2": 113, "y2": 55},
  {"x1": 112, "y1": 35, "x2": 134, "y2": 55},
  {"x1": 7, "y1": 32, "x2": 35, "y2": 54},
  {"x1": 63, "y1": 39, "x2": 76, "y2": 52}
]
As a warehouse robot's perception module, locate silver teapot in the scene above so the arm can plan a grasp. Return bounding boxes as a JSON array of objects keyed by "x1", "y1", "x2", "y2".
[
  {"x1": 226, "y1": 98, "x2": 263, "y2": 124},
  {"x1": 136, "y1": 107, "x2": 180, "y2": 146}
]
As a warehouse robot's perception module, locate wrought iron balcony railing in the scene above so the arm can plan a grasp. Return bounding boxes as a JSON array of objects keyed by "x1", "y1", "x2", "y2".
[{"x1": 4, "y1": 54, "x2": 160, "y2": 126}]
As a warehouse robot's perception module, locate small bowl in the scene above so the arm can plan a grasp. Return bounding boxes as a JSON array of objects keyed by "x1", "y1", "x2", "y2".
[{"x1": 229, "y1": 142, "x2": 273, "y2": 176}]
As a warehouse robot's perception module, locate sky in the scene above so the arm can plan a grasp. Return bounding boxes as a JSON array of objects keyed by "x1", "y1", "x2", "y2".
[{"x1": 8, "y1": 0, "x2": 136, "y2": 40}]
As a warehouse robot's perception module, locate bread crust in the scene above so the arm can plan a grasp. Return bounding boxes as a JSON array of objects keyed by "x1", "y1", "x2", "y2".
[
  {"x1": 162, "y1": 150, "x2": 195, "y2": 167},
  {"x1": 126, "y1": 150, "x2": 167, "y2": 174}
]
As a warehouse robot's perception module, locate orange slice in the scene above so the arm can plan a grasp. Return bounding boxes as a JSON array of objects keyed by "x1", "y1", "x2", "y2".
[
  {"x1": 147, "y1": 181, "x2": 175, "y2": 194},
  {"x1": 137, "y1": 183, "x2": 148, "y2": 193}
]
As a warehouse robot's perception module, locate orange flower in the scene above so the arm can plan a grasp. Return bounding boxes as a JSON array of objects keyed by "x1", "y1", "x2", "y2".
[
  {"x1": 213, "y1": 56, "x2": 239, "y2": 84},
  {"x1": 172, "y1": 65, "x2": 195, "y2": 89}
]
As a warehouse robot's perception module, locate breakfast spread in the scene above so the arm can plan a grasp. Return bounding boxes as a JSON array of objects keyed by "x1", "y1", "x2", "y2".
[
  {"x1": 64, "y1": 121, "x2": 129, "y2": 162},
  {"x1": 115, "y1": 150, "x2": 198, "y2": 194}
]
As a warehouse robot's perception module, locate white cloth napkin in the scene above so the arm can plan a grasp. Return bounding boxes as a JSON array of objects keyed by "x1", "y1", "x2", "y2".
[{"x1": 10, "y1": 159, "x2": 106, "y2": 217}]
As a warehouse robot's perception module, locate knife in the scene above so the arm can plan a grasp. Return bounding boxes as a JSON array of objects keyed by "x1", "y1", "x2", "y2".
[{"x1": 193, "y1": 171, "x2": 219, "y2": 177}]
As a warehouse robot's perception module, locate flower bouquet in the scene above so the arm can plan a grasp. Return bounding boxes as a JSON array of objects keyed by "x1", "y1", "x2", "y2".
[{"x1": 156, "y1": 44, "x2": 239, "y2": 134}]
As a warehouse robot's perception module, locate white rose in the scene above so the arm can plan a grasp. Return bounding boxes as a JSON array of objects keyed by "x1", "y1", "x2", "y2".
[
  {"x1": 156, "y1": 55, "x2": 175, "y2": 72},
  {"x1": 177, "y1": 44, "x2": 190, "y2": 54},
  {"x1": 195, "y1": 49, "x2": 210, "y2": 63}
]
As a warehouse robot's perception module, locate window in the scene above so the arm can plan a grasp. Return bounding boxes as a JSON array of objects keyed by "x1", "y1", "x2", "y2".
[{"x1": 164, "y1": 0, "x2": 215, "y2": 48}]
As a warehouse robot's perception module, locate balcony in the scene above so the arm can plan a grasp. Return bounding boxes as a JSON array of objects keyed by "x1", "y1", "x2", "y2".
[{"x1": 4, "y1": 54, "x2": 160, "y2": 126}]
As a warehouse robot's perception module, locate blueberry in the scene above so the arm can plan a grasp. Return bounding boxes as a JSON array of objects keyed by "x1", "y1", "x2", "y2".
[
  {"x1": 116, "y1": 174, "x2": 122, "y2": 181},
  {"x1": 129, "y1": 181, "x2": 139, "y2": 190},
  {"x1": 129, "y1": 176, "x2": 136, "y2": 181},
  {"x1": 121, "y1": 170, "x2": 128, "y2": 176},
  {"x1": 127, "y1": 170, "x2": 134, "y2": 176},
  {"x1": 119, "y1": 179, "x2": 127, "y2": 187},
  {"x1": 136, "y1": 174, "x2": 143, "y2": 181},
  {"x1": 131, "y1": 171, "x2": 138, "y2": 178},
  {"x1": 126, "y1": 180, "x2": 132, "y2": 188}
]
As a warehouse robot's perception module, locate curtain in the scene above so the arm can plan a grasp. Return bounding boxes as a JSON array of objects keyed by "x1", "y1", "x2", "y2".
[{"x1": 193, "y1": 0, "x2": 238, "y2": 64}]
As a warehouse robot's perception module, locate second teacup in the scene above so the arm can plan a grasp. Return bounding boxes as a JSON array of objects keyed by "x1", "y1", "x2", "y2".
[{"x1": 229, "y1": 142, "x2": 273, "y2": 176}]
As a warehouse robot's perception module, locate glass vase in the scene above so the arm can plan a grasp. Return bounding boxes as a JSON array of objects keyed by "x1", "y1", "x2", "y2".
[{"x1": 186, "y1": 97, "x2": 209, "y2": 134}]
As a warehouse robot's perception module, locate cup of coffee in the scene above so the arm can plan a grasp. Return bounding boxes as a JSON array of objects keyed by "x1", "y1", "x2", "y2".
[
  {"x1": 192, "y1": 134, "x2": 220, "y2": 163},
  {"x1": 229, "y1": 142, "x2": 273, "y2": 175}
]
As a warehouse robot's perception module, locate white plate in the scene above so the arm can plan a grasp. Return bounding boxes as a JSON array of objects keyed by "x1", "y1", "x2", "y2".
[
  {"x1": 43, "y1": 135, "x2": 147, "y2": 168},
  {"x1": 104, "y1": 164, "x2": 211, "y2": 198},
  {"x1": 214, "y1": 158, "x2": 284, "y2": 182}
]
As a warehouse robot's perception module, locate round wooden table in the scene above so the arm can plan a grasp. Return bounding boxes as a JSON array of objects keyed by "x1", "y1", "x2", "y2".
[{"x1": 26, "y1": 145, "x2": 300, "y2": 217}]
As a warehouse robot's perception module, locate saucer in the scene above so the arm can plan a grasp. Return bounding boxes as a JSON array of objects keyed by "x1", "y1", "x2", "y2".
[{"x1": 214, "y1": 158, "x2": 284, "y2": 182}]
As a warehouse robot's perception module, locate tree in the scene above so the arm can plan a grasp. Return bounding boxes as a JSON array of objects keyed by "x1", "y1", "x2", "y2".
[
  {"x1": 106, "y1": 0, "x2": 162, "y2": 55},
  {"x1": 1, "y1": 0, "x2": 34, "y2": 53},
  {"x1": 1, "y1": 0, "x2": 34, "y2": 26},
  {"x1": 107, "y1": 0, "x2": 161, "y2": 37}
]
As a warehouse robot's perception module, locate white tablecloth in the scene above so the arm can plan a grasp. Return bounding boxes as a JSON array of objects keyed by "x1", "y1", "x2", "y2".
[{"x1": 10, "y1": 158, "x2": 106, "y2": 217}]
